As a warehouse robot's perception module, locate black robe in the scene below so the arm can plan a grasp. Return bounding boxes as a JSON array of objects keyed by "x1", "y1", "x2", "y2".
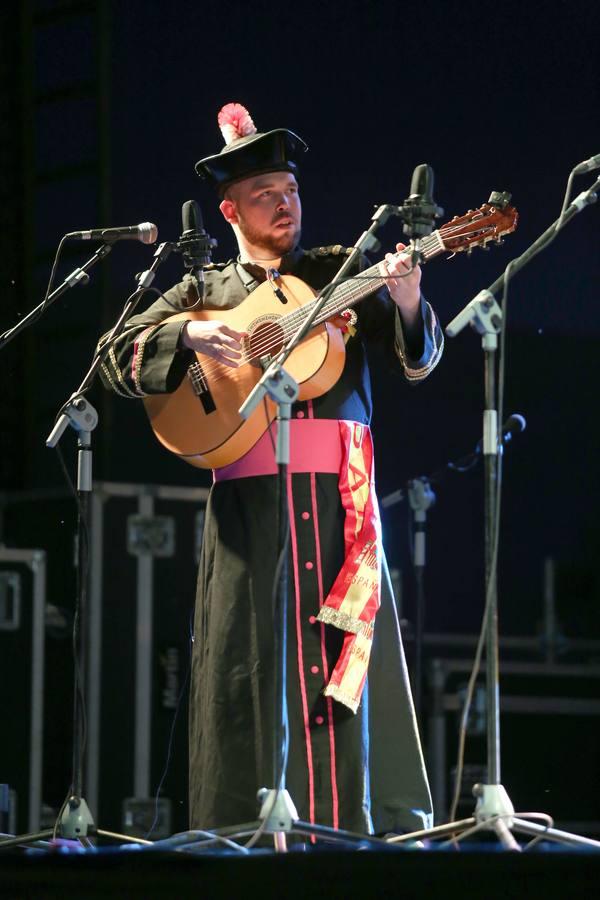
[{"x1": 98, "y1": 245, "x2": 443, "y2": 834}]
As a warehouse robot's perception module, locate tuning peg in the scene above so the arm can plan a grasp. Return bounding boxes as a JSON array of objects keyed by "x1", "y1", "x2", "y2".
[{"x1": 496, "y1": 237, "x2": 504, "y2": 245}]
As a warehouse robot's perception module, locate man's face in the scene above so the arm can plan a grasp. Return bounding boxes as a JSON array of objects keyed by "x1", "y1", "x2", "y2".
[{"x1": 220, "y1": 171, "x2": 302, "y2": 257}]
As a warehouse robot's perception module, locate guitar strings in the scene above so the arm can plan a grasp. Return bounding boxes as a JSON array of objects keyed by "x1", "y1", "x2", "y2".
[
  {"x1": 190, "y1": 270, "x2": 390, "y2": 383},
  {"x1": 192, "y1": 253, "x2": 428, "y2": 379},
  {"x1": 193, "y1": 264, "x2": 393, "y2": 372}
]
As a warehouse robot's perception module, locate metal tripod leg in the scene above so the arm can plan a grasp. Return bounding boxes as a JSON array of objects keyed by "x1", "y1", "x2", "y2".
[
  {"x1": 0, "y1": 830, "x2": 55, "y2": 850},
  {"x1": 0, "y1": 826, "x2": 151, "y2": 850},
  {"x1": 511, "y1": 819, "x2": 600, "y2": 850},
  {"x1": 385, "y1": 817, "x2": 477, "y2": 844}
]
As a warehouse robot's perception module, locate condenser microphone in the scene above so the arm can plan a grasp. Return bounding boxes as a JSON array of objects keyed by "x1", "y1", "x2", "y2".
[
  {"x1": 67, "y1": 222, "x2": 158, "y2": 243},
  {"x1": 399, "y1": 164, "x2": 444, "y2": 245},
  {"x1": 409, "y1": 163, "x2": 435, "y2": 206},
  {"x1": 179, "y1": 200, "x2": 216, "y2": 301}
]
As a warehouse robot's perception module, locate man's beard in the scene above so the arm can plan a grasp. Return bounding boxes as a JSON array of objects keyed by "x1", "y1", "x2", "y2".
[{"x1": 239, "y1": 218, "x2": 301, "y2": 258}]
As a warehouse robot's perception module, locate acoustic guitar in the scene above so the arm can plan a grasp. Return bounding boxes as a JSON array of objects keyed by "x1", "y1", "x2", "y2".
[{"x1": 143, "y1": 198, "x2": 518, "y2": 469}]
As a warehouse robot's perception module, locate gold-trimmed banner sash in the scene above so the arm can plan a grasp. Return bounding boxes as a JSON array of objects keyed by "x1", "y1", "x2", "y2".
[{"x1": 316, "y1": 421, "x2": 381, "y2": 713}]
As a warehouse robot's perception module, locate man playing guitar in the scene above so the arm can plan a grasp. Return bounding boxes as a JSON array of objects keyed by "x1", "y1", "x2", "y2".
[{"x1": 99, "y1": 102, "x2": 443, "y2": 837}]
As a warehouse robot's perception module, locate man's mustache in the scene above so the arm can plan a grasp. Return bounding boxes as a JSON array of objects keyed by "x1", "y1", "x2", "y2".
[{"x1": 272, "y1": 213, "x2": 297, "y2": 225}]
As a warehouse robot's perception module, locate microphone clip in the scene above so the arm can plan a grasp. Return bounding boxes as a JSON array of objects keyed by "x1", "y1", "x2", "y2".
[
  {"x1": 396, "y1": 195, "x2": 444, "y2": 240},
  {"x1": 176, "y1": 200, "x2": 218, "y2": 303},
  {"x1": 393, "y1": 163, "x2": 444, "y2": 248},
  {"x1": 177, "y1": 227, "x2": 218, "y2": 271}
]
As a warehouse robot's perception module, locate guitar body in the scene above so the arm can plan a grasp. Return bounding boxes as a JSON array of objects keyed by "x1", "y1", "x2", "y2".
[{"x1": 143, "y1": 275, "x2": 347, "y2": 469}]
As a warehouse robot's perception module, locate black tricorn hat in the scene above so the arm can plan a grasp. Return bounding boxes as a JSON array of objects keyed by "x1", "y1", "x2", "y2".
[{"x1": 195, "y1": 103, "x2": 308, "y2": 195}]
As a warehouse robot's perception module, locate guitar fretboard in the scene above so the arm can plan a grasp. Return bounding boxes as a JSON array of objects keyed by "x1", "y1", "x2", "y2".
[{"x1": 278, "y1": 230, "x2": 446, "y2": 339}]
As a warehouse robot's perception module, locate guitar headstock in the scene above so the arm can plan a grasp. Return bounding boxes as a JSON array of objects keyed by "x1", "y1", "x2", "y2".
[{"x1": 439, "y1": 192, "x2": 519, "y2": 255}]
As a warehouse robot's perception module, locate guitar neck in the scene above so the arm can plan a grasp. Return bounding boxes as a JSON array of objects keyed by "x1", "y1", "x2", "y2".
[
  {"x1": 302, "y1": 230, "x2": 446, "y2": 328},
  {"x1": 277, "y1": 196, "x2": 519, "y2": 338}
]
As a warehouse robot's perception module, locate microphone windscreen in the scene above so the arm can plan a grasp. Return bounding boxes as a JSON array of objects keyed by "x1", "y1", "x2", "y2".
[
  {"x1": 409, "y1": 164, "x2": 434, "y2": 203},
  {"x1": 139, "y1": 222, "x2": 158, "y2": 244},
  {"x1": 182, "y1": 200, "x2": 204, "y2": 233}
]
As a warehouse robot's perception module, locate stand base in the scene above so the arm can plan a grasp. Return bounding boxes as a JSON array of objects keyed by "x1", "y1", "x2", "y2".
[
  {"x1": 182, "y1": 787, "x2": 395, "y2": 853},
  {"x1": 386, "y1": 783, "x2": 600, "y2": 851},
  {"x1": 60, "y1": 796, "x2": 95, "y2": 840},
  {"x1": 0, "y1": 795, "x2": 152, "y2": 851},
  {"x1": 257, "y1": 788, "x2": 298, "y2": 832}
]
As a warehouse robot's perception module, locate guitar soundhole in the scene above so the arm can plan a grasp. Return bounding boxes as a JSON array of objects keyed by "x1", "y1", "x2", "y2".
[{"x1": 246, "y1": 319, "x2": 285, "y2": 364}]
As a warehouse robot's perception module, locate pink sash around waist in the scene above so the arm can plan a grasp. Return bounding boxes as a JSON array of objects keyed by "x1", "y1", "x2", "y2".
[{"x1": 213, "y1": 418, "x2": 347, "y2": 481}]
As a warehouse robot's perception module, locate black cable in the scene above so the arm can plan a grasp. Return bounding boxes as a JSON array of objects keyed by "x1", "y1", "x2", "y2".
[
  {"x1": 0, "y1": 236, "x2": 70, "y2": 344},
  {"x1": 265, "y1": 401, "x2": 277, "y2": 454},
  {"x1": 87, "y1": 285, "x2": 175, "y2": 375},
  {"x1": 54, "y1": 443, "x2": 89, "y2": 753},
  {"x1": 40, "y1": 236, "x2": 70, "y2": 314},
  {"x1": 146, "y1": 610, "x2": 194, "y2": 840},
  {"x1": 46, "y1": 285, "x2": 174, "y2": 432},
  {"x1": 244, "y1": 473, "x2": 291, "y2": 850},
  {"x1": 52, "y1": 442, "x2": 90, "y2": 836},
  {"x1": 143, "y1": 285, "x2": 197, "y2": 312}
]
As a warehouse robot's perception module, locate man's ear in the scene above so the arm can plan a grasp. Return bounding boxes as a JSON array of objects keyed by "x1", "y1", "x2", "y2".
[{"x1": 220, "y1": 198, "x2": 238, "y2": 224}]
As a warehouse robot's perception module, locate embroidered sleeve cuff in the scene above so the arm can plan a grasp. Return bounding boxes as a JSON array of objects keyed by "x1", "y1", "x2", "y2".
[
  {"x1": 394, "y1": 296, "x2": 444, "y2": 383},
  {"x1": 99, "y1": 319, "x2": 194, "y2": 398},
  {"x1": 133, "y1": 319, "x2": 195, "y2": 394}
]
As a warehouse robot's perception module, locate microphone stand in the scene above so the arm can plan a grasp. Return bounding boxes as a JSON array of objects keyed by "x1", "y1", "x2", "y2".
[
  {"x1": 0, "y1": 241, "x2": 178, "y2": 851},
  {"x1": 381, "y1": 423, "x2": 526, "y2": 729},
  {"x1": 0, "y1": 244, "x2": 113, "y2": 352},
  {"x1": 386, "y1": 175, "x2": 600, "y2": 851},
  {"x1": 407, "y1": 478, "x2": 436, "y2": 725}
]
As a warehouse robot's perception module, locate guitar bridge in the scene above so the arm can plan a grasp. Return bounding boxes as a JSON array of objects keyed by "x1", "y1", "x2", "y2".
[{"x1": 187, "y1": 361, "x2": 216, "y2": 414}]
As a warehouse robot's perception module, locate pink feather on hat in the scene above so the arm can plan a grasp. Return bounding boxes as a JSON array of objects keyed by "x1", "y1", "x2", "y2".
[{"x1": 218, "y1": 103, "x2": 257, "y2": 146}]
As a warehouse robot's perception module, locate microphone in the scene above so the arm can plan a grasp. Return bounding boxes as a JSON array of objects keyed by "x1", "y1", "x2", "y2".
[
  {"x1": 409, "y1": 164, "x2": 434, "y2": 204},
  {"x1": 67, "y1": 222, "x2": 158, "y2": 243},
  {"x1": 399, "y1": 164, "x2": 444, "y2": 245},
  {"x1": 573, "y1": 153, "x2": 600, "y2": 175},
  {"x1": 178, "y1": 200, "x2": 216, "y2": 301},
  {"x1": 500, "y1": 413, "x2": 526, "y2": 444},
  {"x1": 475, "y1": 413, "x2": 527, "y2": 454}
]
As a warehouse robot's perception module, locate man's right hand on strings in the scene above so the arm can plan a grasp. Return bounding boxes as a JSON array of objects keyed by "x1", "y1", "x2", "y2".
[{"x1": 180, "y1": 320, "x2": 246, "y2": 368}]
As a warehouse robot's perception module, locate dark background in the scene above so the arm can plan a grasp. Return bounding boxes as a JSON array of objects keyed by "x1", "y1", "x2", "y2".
[{"x1": 1, "y1": 0, "x2": 599, "y2": 831}]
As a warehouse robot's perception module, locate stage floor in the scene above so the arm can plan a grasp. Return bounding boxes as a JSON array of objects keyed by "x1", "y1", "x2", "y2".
[{"x1": 1, "y1": 843, "x2": 600, "y2": 900}]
